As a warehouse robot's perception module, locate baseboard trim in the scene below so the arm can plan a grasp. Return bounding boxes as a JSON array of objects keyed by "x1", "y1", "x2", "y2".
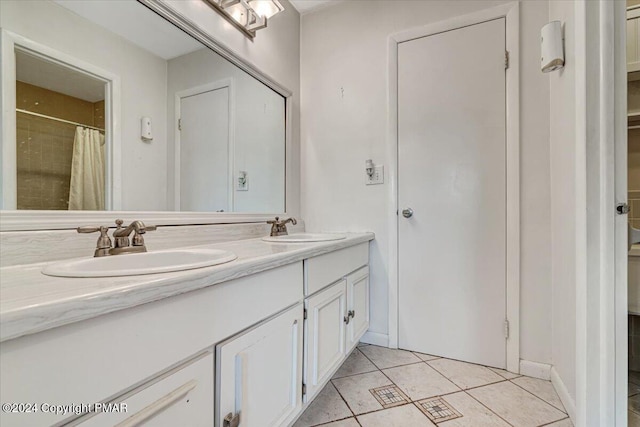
[
  {"x1": 360, "y1": 331, "x2": 389, "y2": 347},
  {"x1": 550, "y1": 366, "x2": 576, "y2": 423},
  {"x1": 519, "y1": 359, "x2": 551, "y2": 380}
]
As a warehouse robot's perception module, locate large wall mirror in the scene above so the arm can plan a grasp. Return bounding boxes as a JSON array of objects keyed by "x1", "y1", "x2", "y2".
[{"x1": 0, "y1": 0, "x2": 286, "y2": 217}]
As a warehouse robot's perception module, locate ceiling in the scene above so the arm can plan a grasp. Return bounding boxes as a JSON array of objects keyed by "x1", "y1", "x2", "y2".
[
  {"x1": 16, "y1": 50, "x2": 106, "y2": 103},
  {"x1": 53, "y1": 0, "x2": 202, "y2": 60},
  {"x1": 289, "y1": 0, "x2": 342, "y2": 14}
]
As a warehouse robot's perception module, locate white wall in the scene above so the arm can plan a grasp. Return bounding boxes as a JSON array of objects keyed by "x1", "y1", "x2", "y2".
[
  {"x1": 164, "y1": 0, "x2": 301, "y2": 215},
  {"x1": 167, "y1": 48, "x2": 286, "y2": 213},
  {"x1": 549, "y1": 0, "x2": 577, "y2": 407},
  {"x1": 300, "y1": 0, "x2": 552, "y2": 363},
  {"x1": 0, "y1": 0, "x2": 169, "y2": 211}
]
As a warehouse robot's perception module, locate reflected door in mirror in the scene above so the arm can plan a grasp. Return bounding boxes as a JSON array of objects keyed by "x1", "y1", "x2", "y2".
[{"x1": 179, "y1": 87, "x2": 230, "y2": 212}]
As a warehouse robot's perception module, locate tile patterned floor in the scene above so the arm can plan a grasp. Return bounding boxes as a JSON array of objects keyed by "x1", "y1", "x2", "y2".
[{"x1": 294, "y1": 344, "x2": 573, "y2": 427}]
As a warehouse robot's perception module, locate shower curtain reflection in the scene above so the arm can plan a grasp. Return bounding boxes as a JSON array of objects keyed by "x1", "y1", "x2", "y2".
[{"x1": 69, "y1": 127, "x2": 105, "y2": 210}]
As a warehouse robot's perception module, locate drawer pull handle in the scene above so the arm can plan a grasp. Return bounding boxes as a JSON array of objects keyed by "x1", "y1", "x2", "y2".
[{"x1": 115, "y1": 379, "x2": 197, "y2": 427}]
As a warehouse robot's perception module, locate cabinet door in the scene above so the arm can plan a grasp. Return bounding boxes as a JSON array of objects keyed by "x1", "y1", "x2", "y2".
[
  {"x1": 216, "y1": 304, "x2": 303, "y2": 427},
  {"x1": 304, "y1": 280, "x2": 347, "y2": 401},
  {"x1": 345, "y1": 267, "x2": 370, "y2": 352}
]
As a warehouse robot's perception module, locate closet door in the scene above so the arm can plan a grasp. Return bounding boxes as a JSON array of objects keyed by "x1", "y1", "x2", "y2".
[{"x1": 397, "y1": 18, "x2": 507, "y2": 368}]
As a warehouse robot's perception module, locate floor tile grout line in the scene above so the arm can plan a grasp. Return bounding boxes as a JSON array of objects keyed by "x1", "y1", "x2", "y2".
[
  {"x1": 460, "y1": 389, "x2": 517, "y2": 427},
  {"x1": 310, "y1": 415, "x2": 358, "y2": 427},
  {"x1": 409, "y1": 400, "x2": 440, "y2": 425},
  {"x1": 360, "y1": 356, "x2": 426, "y2": 371},
  {"x1": 331, "y1": 349, "x2": 380, "y2": 380},
  {"x1": 328, "y1": 379, "x2": 358, "y2": 419},
  {"x1": 358, "y1": 344, "x2": 429, "y2": 370},
  {"x1": 334, "y1": 350, "x2": 421, "y2": 419},
  {"x1": 421, "y1": 358, "x2": 490, "y2": 393},
  {"x1": 334, "y1": 348, "x2": 433, "y2": 422},
  {"x1": 536, "y1": 416, "x2": 572, "y2": 427},
  {"x1": 332, "y1": 367, "x2": 380, "y2": 381},
  {"x1": 420, "y1": 361, "x2": 515, "y2": 427},
  {"x1": 487, "y1": 367, "x2": 523, "y2": 381},
  {"x1": 508, "y1": 377, "x2": 568, "y2": 414}
]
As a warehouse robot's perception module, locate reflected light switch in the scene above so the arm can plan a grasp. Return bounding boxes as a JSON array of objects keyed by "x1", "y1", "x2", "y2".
[{"x1": 237, "y1": 171, "x2": 248, "y2": 191}]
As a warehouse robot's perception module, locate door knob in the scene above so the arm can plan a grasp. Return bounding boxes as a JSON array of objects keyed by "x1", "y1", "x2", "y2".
[{"x1": 402, "y1": 208, "x2": 414, "y2": 218}]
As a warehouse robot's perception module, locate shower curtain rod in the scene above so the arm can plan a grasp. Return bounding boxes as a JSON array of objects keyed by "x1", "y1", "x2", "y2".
[{"x1": 16, "y1": 108, "x2": 105, "y2": 132}]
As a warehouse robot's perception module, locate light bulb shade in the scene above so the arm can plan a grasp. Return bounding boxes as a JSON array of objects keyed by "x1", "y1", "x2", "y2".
[
  {"x1": 224, "y1": 1, "x2": 249, "y2": 26},
  {"x1": 248, "y1": 0, "x2": 283, "y2": 19}
]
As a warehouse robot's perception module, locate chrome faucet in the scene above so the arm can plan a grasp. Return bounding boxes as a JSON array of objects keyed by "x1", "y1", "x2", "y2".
[
  {"x1": 267, "y1": 216, "x2": 297, "y2": 237},
  {"x1": 77, "y1": 219, "x2": 156, "y2": 257}
]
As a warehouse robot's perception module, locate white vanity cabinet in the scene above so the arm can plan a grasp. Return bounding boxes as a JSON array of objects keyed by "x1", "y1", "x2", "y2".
[
  {"x1": 302, "y1": 243, "x2": 370, "y2": 402},
  {"x1": 0, "y1": 236, "x2": 373, "y2": 427},
  {"x1": 216, "y1": 304, "x2": 304, "y2": 427}
]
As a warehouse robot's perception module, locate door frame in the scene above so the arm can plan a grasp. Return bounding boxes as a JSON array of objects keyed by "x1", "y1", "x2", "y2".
[
  {"x1": 386, "y1": 2, "x2": 520, "y2": 373},
  {"x1": 0, "y1": 29, "x2": 122, "y2": 210},
  {"x1": 174, "y1": 78, "x2": 235, "y2": 211},
  {"x1": 590, "y1": 0, "x2": 628, "y2": 425}
]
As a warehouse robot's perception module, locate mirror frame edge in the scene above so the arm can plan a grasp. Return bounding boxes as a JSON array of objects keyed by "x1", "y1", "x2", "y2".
[{"x1": 0, "y1": 0, "x2": 294, "y2": 232}]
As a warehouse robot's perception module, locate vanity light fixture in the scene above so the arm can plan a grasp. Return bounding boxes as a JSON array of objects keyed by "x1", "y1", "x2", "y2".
[{"x1": 203, "y1": 0, "x2": 284, "y2": 39}]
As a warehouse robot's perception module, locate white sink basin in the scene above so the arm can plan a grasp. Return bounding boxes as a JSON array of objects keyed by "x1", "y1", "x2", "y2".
[
  {"x1": 42, "y1": 248, "x2": 237, "y2": 278},
  {"x1": 262, "y1": 233, "x2": 347, "y2": 243}
]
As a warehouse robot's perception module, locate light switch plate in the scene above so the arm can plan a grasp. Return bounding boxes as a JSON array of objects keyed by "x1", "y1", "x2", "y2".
[{"x1": 366, "y1": 165, "x2": 384, "y2": 185}]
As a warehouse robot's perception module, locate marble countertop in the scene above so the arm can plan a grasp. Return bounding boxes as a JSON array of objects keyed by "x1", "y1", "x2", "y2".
[{"x1": 0, "y1": 232, "x2": 374, "y2": 342}]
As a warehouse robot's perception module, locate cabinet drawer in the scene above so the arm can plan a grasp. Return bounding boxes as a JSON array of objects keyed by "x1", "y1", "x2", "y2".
[
  {"x1": 76, "y1": 351, "x2": 214, "y2": 426},
  {"x1": 304, "y1": 243, "x2": 368, "y2": 295}
]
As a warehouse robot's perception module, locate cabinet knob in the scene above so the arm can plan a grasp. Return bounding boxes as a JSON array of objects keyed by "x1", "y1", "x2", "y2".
[{"x1": 344, "y1": 310, "x2": 355, "y2": 324}]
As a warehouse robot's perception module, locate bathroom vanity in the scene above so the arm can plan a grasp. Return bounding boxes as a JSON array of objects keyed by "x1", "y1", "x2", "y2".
[{"x1": 0, "y1": 232, "x2": 373, "y2": 426}]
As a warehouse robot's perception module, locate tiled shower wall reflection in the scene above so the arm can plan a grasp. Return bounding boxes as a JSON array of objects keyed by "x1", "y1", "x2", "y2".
[{"x1": 16, "y1": 81, "x2": 104, "y2": 210}]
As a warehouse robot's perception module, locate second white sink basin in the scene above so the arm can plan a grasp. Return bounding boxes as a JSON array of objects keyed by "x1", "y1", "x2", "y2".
[
  {"x1": 42, "y1": 248, "x2": 237, "y2": 278},
  {"x1": 262, "y1": 233, "x2": 347, "y2": 243}
]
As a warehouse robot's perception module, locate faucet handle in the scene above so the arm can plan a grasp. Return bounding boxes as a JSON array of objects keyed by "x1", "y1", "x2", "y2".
[
  {"x1": 132, "y1": 225, "x2": 155, "y2": 248},
  {"x1": 77, "y1": 225, "x2": 112, "y2": 256},
  {"x1": 267, "y1": 216, "x2": 280, "y2": 225},
  {"x1": 77, "y1": 225, "x2": 111, "y2": 246}
]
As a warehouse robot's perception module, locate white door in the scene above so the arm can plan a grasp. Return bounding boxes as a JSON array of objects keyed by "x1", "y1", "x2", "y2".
[
  {"x1": 304, "y1": 280, "x2": 347, "y2": 401},
  {"x1": 179, "y1": 87, "x2": 229, "y2": 212},
  {"x1": 397, "y1": 18, "x2": 507, "y2": 368},
  {"x1": 216, "y1": 304, "x2": 303, "y2": 427}
]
